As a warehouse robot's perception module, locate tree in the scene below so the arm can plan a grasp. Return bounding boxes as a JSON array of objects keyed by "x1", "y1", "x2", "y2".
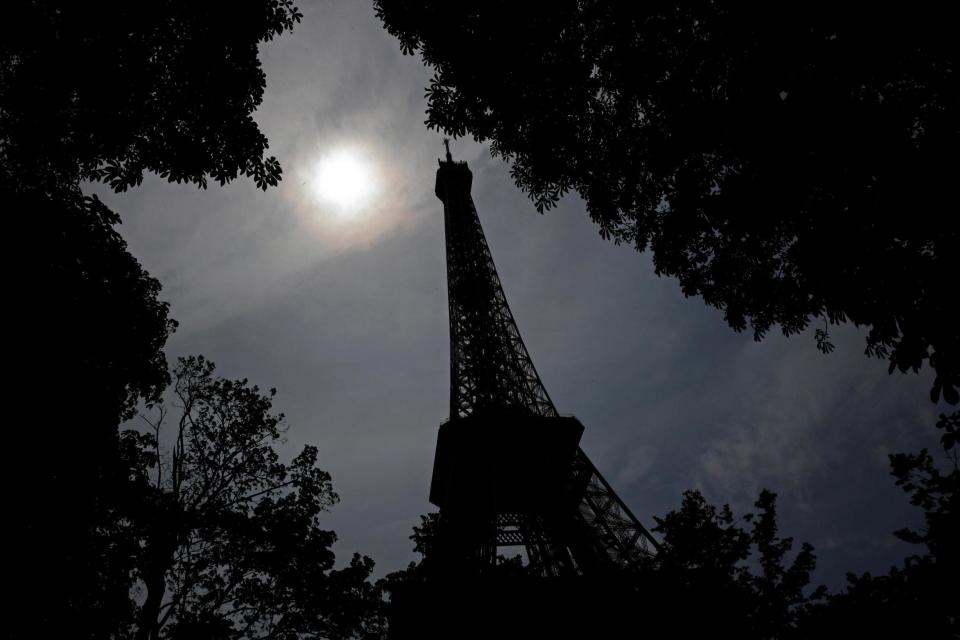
[
  {"x1": 800, "y1": 414, "x2": 958, "y2": 638},
  {"x1": 644, "y1": 489, "x2": 824, "y2": 638},
  {"x1": 387, "y1": 492, "x2": 822, "y2": 639},
  {"x1": 889, "y1": 412, "x2": 959, "y2": 569},
  {"x1": 2, "y1": 0, "x2": 302, "y2": 192},
  {"x1": 3, "y1": 4, "x2": 303, "y2": 635},
  {"x1": 129, "y1": 356, "x2": 385, "y2": 640},
  {"x1": 8, "y1": 182, "x2": 177, "y2": 639},
  {"x1": 374, "y1": 2, "x2": 960, "y2": 407}
]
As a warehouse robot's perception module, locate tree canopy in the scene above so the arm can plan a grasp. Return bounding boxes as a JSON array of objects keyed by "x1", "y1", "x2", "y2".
[
  {"x1": 646, "y1": 489, "x2": 824, "y2": 638},
  {"x1": 386, "y1": 491, "x2": 824, "y2": 638},
  {"x1": 2, "y1": 0, "x2": 301, "y2": 192},
  {"x1": 2, "y1": 3, "x2": 304, "y2": 636},
  {"x1": 388, "y1": 465, "x2": 957, "y2": 638},
  {"x1": 802, "y1": 413, "x2": 958, "y2": 638},
  {"x1": 8, "y1": 182, "x2": 177, "y2": 638},
  {"x1": 128, "y1": 356, "x2": 385, "y2": 640},
  {"x1": 374, "y1": 2, "x2": 959, "y2": 406}
]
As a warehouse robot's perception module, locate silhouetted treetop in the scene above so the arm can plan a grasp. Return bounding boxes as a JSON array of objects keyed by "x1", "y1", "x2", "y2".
[
  {"x1": 5, "y1": 4, "x2": 303, "y2": 636},
  {"x1": 650, "y1": 489, "x2": 824, "y2": 636},
  {"x1": 1, "y1": 0, "x2": 302, "y2": 191},
  {"x1": 129, "y1": 356, "x2": 385, "y2": 640},
  {"x1": 889, "y1": 412, "x2": 959, "y2": 569},
  {"x1": 801, "y1": 422, "x2": 957, "y2": 639},
  {"x1": 387, "y1": 492, "x2": 824, "y2": 639},
  {"x1": 17, "y1": 181, "x2": 176, "y2": 422},
  {"x1": 375, "y1": 2, "x2": 959, "y2": 405},
  {"x1": 8, "y1": 180, "x2": 177, "y2": 638}
]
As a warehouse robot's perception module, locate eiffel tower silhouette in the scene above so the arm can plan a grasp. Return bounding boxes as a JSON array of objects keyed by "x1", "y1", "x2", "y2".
[{"x1": 388, "y1": 142, "x2": 659, "y2": 638}]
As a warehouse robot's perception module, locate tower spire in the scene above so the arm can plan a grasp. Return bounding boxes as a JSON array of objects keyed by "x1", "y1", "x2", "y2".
[{"x1": 443, "y1": 137, "x2": 453, "y2": 163}]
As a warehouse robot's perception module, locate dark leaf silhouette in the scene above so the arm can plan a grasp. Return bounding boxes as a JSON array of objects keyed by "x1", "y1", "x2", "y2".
[
  {"x1": 128, "y1": 356, "x2": 385, "y2": 640},
  {"x1": 802, "y1": 441, "x2": 957, "y2": 638},
  {"x1": 2, "y1": 0, "x2": 302, "y2": 191},
  {"x1": 387, "y1": 492, "x2": 825, "y2": 639},
  {"x1": 8, "y1": 181, "x2": 175, "y2": 638},
  {"x1": 375, "y1": 2, "x2": 960, "y2": 406},
  {"x1": 3, "y1": 3, "x2": 302, "y2": 635}
]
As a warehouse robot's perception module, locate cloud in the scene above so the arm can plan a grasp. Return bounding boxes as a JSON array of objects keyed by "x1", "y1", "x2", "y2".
[
  {"x1": 690, "y1": 323, "x2": 938, "y2": 508},
  {"x1": 616, "y1": 446, "x2": 656, "y2": 486}
]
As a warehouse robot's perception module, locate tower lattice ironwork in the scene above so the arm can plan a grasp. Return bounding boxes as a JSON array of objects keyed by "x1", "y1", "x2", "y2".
[{"x1": 429, "y1": 141, "x2": 658, "y2": 575}]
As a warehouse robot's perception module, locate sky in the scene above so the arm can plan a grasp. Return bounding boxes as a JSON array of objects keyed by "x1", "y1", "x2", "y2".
[{"x1": 91, "y1": 0, "x2": 947, "y2": 588}]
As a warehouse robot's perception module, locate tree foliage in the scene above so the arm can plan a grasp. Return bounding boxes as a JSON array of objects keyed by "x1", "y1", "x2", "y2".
[
  {"x1": 8, "y1": 181, "x2": 176, "y2": 638},
  {"x1": 640, "y1": 466, "x2": 956, "y2": 638},
  {"x1": 2, "y1": 0, "x2": 302, "y2": 191},
  {"x1": 129, "y1": 356, "x2": 384, "y2": 640},
  {"x1": 802, "y1": 418, "x2": 958, "y2": 638},
  {"x1": 889, "y1": 415, "x2": 959, "y2": 564},
  {"x1": 388, "y1": 492, "x2": 822, "y2": 638},
  {"x1": 375, "y1": 1, "x2": 960, "y2": 405},
  {"x1": 3, "y1": 4, "x2": 303, "y2": 635},
  {"x1": 18, "y1": 183, "x2": 176, "y2": 423},
  {"x1": 389, "y1": 463, "x2": 958, "y2": 637},
  {"x1": 644, "y1": 489, "x2": 824, "y2": 638},
  {"x1": 641, "y1": 476, "x2": 956, "y2": 637}
]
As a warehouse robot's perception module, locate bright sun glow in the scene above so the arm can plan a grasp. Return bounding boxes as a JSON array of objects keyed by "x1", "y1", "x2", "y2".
[
  {"x1": 308, "y1": 148, "x2": 376, "y2": 214},
  {"x1": 287, "y1": 142, "x2": 399, "y2": 249}
]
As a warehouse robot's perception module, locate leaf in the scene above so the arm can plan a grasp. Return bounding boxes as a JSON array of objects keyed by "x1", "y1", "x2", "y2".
[
  {"x1": 942, "y1": 383, "x2": 959, "y2": 405},
  {"x1": 930, "y1": 380, "x2": 942, "y2": 404}
]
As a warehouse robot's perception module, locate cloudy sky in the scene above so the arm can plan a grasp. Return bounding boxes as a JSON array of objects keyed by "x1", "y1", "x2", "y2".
[{"x1": 91, "y1": 1, "x2": 946, "y2": 588}]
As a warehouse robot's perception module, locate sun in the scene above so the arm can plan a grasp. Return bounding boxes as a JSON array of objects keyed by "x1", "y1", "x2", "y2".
[
  {"x1": 287, "y1": 142, "x2": 402, "y2": 248},
  {"x1": 307, "y1": 148, "x2": 377, "y2": 214}
]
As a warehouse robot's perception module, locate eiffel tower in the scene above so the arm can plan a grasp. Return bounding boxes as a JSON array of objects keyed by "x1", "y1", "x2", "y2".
[{"x1": 388, "y1": 142, "x2": 659, "y2": 638}]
